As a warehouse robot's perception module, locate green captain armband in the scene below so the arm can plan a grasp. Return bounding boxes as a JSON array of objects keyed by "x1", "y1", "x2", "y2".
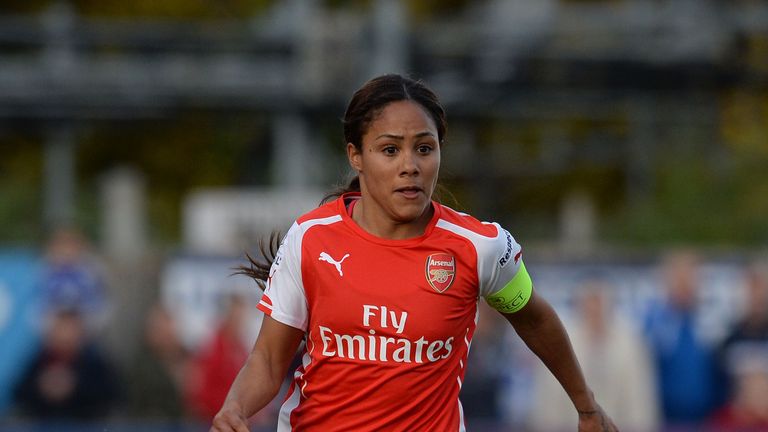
[{"x1": 485, "y1": 262, "x2": 533, "y2": 314}]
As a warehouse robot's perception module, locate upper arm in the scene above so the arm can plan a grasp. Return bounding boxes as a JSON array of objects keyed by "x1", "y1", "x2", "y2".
[
  {"x1": 256, "y1": 222, "x2": 309, "y2": 331},
  {"x1": 498, "y1": 289, "x2": 548, "y2": 329},
  {"x1": 226, "y1": 315, "x2": 304, "y2": 414},
  {"x1": 477, "y1": 224, "x2": 534, "y2": 314},
  {"x1": 251, "y1": 315, "x2": 305, "y2": 382}
]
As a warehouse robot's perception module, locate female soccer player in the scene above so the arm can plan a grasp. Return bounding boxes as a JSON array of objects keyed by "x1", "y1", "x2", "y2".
[{"x1": 211, "y1": 74, "x2": 618, "y2": 432}]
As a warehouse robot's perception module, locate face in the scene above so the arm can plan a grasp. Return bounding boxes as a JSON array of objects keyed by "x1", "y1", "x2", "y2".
[
  {"x1": 47, "y1": 228, "x2": 85, "y2": 265},
  {"x1": 746, "y1": 268, "x2": 768, "y2": 318},
  {"x1": 348, "y1": 100, "x2": 440, "y2": 225},
  {"x1": 47, "y1": 311, "x2": 85, "y2": 356},
  {"x1": 664, "y1": 254, "x2": 699, "y2": 309},
  {"x1": 579, "y1": 282, "x2": 610, "y2": 335}
]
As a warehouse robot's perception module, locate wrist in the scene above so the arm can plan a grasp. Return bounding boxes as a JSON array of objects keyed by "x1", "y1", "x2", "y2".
[
  {"x1": 572, "y1": 389, "x2": 598, "y2": 414},
  {"x1": 222, "y1": 399, "x2": 245, "y2": 415}
]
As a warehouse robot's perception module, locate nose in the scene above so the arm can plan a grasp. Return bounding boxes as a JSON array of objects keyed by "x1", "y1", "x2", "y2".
[{"x1": 399, "y1": 149, "x2": 420, "y2": 177}]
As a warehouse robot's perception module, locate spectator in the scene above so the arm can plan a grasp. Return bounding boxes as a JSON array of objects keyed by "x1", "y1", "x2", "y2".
[
  {"x1": 40, "y1": 226, "x2": 109, "y2": 331},
  {"x1": 529, "y1": 279, "x2": 659, "y2": 431},
  {"x1": 717, "y1": 260, "x2": 768, "y2": 405},
  {"x1": 185, "y1": 294, "x2": 251, "y2": 421},
  {"x1": 13, "y1": 308, "x2": 120, "y2": 420},
  {"x1": 709, "y1": 353, "x2": 768, "y2": 430},
  {"x1": 644, "y1": 252, "x2": 719, "y2": 429},
  {"x1": 126, "y1": 303, "x2": 190, "y2": 420}
]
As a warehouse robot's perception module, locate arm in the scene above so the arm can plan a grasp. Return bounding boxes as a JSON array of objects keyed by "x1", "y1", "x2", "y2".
[
  {"x1": 210, "y1": 315, "x2": 304, "y2": 432},
  {"x1": 501, "y1": 290, "x2": 618, "y2": 432}
]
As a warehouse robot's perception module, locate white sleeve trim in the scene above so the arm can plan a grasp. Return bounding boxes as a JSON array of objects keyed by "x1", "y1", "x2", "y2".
[
  {"x1": 261, "y1": 222, "x2": 308, "y2": 331},
  {"x1": 261, "y1": 215, "x2": 343, "y2": 332},
  {"x1": 435, "y1": 219, "x2": 523, "y2": 298}
]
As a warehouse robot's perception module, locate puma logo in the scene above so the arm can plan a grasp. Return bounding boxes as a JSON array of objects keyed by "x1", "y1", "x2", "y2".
[{"x1": 319, "y1": 252, "x2": 350, "y2": 277}]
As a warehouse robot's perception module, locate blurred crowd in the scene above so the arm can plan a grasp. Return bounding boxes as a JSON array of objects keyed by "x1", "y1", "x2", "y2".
[
  {"x1": 465, "y1": 252, "x2": 768, "y2": 432},
  {"x1": 3, "y1": 227, "x2": 280, "y2": 429},
  {"x1": 3, "y1": 227, "x2": 768, "y2": 432}
]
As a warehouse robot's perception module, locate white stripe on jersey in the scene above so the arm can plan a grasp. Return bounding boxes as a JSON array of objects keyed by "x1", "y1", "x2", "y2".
[
  {"x1": 299, "y1": 214, "x2": 342, "y2": 231},
  {"x1": 435, "y1": 218, "x2": 499, "y2": 297},
  {"x1": 463, "y1": 327, "x2": 471, "y2": 351},
  {"x1": 258, "y1": 300, "x2": 273, "y2": 311},
  {"x1": 278, "y1": 382, "x2": 302, "y2": 432},
  {"x1": 455, "y1": 303, "x2": 475, "y2": 432},
  {"x1": 436, "y1": 219, "x2": 497, "y2": 240},
  {"x1": 298, "y1": 336, "x2": 314, "y2": 398},
  {"x1": 291, "y1": 213, "x2": 342, "y2": 322},
  {"x1": 436, "y1": 218, "x2": 524, "y2": 300},
  {"x1": 272, "y1": 215, "x2": 345, "y2": 430},
  {"x1": 266, "y1": 215, "x2": 343, "y2": 331}
]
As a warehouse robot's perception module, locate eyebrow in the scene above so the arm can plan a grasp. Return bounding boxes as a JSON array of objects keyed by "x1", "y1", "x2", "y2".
[{"x1": 375, "y1": 131, "x2": 436, "y2": 140}]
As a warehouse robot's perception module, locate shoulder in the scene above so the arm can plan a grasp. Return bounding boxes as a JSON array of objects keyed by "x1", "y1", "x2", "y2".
[
  {"x1": 435, "y1": 203, "x2": 500, "y2": 239},
  {"x1": 283, "y1": 198, "x2": 344, "y2": 243},
  {"x1": 296, "y1": 198, "x2": 343, "y2": 226},
  {"x1": 435, "y1": 203, "x2": 520, "y2": 267}
]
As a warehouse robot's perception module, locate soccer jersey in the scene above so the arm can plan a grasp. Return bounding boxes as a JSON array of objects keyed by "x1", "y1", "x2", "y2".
[{"x1": 257, "y1": 193, "x2": 530, "y2": 431}]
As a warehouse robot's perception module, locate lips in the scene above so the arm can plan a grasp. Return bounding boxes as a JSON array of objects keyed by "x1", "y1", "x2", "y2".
[{"x1": 395, "y1": 186, "x2": 424, "y2": 198}]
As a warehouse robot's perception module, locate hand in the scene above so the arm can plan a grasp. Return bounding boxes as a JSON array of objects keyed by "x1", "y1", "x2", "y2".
[
  {"x1": 577, "y1": 404, "x2": 618, "y2": 432},
  {"x1": 210, "y1": 405, "x2": 250, "y2": 432}
]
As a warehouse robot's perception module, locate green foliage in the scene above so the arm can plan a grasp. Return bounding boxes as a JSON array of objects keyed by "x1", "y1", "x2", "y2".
[
  {"x1": 0, "y1": 5, "x2": 766, "y2": 249},
  {"x1": 613, "y1": 158, "x2": 733, "y2": 245},
  {"x1": 0, "y1": 0, "x2": 51, "y2": 14},
  {"x1": 78, "y1": 112, "x2": 269, "y2": 244},
  {"x1": 322, "y1": 0, "x2": 372, "y2": 11},
  {"x1": 604, "y1": 90, "x2": 768, "y2": 247},
  {"x1": 0, "y1": 139, "x2": 43, "y2": 244},
  {"x1": 71, "y1": 0, "x2": 274, "y2": 19},
  {"x1": 404, "y1": 0, "x2": 472, "y2": 20},
  {"x1": 0, "y1": 0, "x2": 274, "y2": 18}
]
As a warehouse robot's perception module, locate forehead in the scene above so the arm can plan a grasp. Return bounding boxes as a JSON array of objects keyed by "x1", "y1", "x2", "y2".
[{"x1": 365, "y1": 100, "x2": 437, "y2": 136}]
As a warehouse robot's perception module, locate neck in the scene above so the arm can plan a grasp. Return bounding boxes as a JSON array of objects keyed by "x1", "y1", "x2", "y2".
[{"x1": 351, "y1": 197, "x2": 433, "y2": 240}]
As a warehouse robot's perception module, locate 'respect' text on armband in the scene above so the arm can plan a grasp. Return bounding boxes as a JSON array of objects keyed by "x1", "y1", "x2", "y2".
[{"x1": 485, "y1": 262, "x2": 533, "y2": 314}]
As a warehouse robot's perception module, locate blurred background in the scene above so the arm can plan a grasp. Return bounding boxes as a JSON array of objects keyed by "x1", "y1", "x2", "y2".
[{"x1": 0, "y1": 0, "x2": 767, "y2": 431}]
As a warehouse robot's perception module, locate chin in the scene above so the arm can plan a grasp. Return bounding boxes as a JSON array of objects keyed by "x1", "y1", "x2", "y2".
[{"x1": 392, "y1": 201, "x2": 430, "y2": 223}]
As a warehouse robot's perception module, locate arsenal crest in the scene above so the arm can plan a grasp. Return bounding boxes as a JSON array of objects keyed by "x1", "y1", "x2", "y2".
[{"x1": 425, "y1": 253, "x2": 456, "y2": 293}]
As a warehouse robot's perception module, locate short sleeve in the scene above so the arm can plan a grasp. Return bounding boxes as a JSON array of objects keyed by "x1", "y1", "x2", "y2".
[
  {"x1": 478, "y1": 224, "x2": 533, "y2": 314},
  {"x1": 256, "y1": 222, "x2": 309, "y2": 331}
]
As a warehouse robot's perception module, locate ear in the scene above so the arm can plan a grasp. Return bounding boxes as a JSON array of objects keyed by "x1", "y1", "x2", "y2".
[{"x1": 347, "y1": 143, "x2": 363, "y2": 172}]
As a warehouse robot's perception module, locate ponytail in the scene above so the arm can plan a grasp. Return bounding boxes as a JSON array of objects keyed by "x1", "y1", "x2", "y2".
[
  {"x1": 235, "y1": 177, "x2": 360, "y2": 289},
  {"x1": 233, "y1": 231, "x2": 282, "y2": 290}
]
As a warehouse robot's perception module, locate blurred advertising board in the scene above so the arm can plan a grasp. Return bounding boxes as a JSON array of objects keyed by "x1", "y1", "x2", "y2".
[
  {"x1": 0, "y1": 251, "x2": 41, "y2": 415},
  {"x1": 160, "y1": 255, "x2": 264, "y2": 352}
]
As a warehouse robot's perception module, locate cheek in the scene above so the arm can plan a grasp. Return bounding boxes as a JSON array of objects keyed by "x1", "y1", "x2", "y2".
[
  {"x1": 426, "y1": 156, "x2": 440, "y2": 178},
  {"x1": 360, "y1": 154, "x2": 394, "y2": 183}
]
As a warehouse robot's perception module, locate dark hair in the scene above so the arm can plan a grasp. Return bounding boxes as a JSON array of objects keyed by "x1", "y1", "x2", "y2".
[
  {"x1": 238, "y1": 74, "x2": 447, "y2": 285},
  {"x1": 234, "y1": 231, "x2": 281, "y2": 290},
  {"x1": 323, "y1": 73, "x2": 447, "y2": 202},
  {"x1": 344, "y1": 74, "x2": 446, "y2": 149}
]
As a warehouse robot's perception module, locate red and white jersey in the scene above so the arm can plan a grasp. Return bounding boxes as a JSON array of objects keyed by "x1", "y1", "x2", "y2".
[{"x1": 257, "y1": 193, "x2": 525, "y2": 431}]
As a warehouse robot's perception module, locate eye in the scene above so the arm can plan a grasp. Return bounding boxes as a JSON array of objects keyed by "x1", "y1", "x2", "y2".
[
  {"x1": 383, "y1": 146, "x2": 398, "y2": 155},
  {"x1": 417, "y1": 144, "x2": 434, "y2": 154}
]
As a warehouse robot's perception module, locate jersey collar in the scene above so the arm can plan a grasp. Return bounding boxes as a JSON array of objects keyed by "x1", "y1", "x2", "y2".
[{"x1": 338, "y1": 192, "x2": 441, "y2": 247}]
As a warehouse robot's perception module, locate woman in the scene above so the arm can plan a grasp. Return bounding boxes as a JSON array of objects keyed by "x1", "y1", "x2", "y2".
[{"x1": 211, "y1": 74, "x2": 618, "y2": 431}]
